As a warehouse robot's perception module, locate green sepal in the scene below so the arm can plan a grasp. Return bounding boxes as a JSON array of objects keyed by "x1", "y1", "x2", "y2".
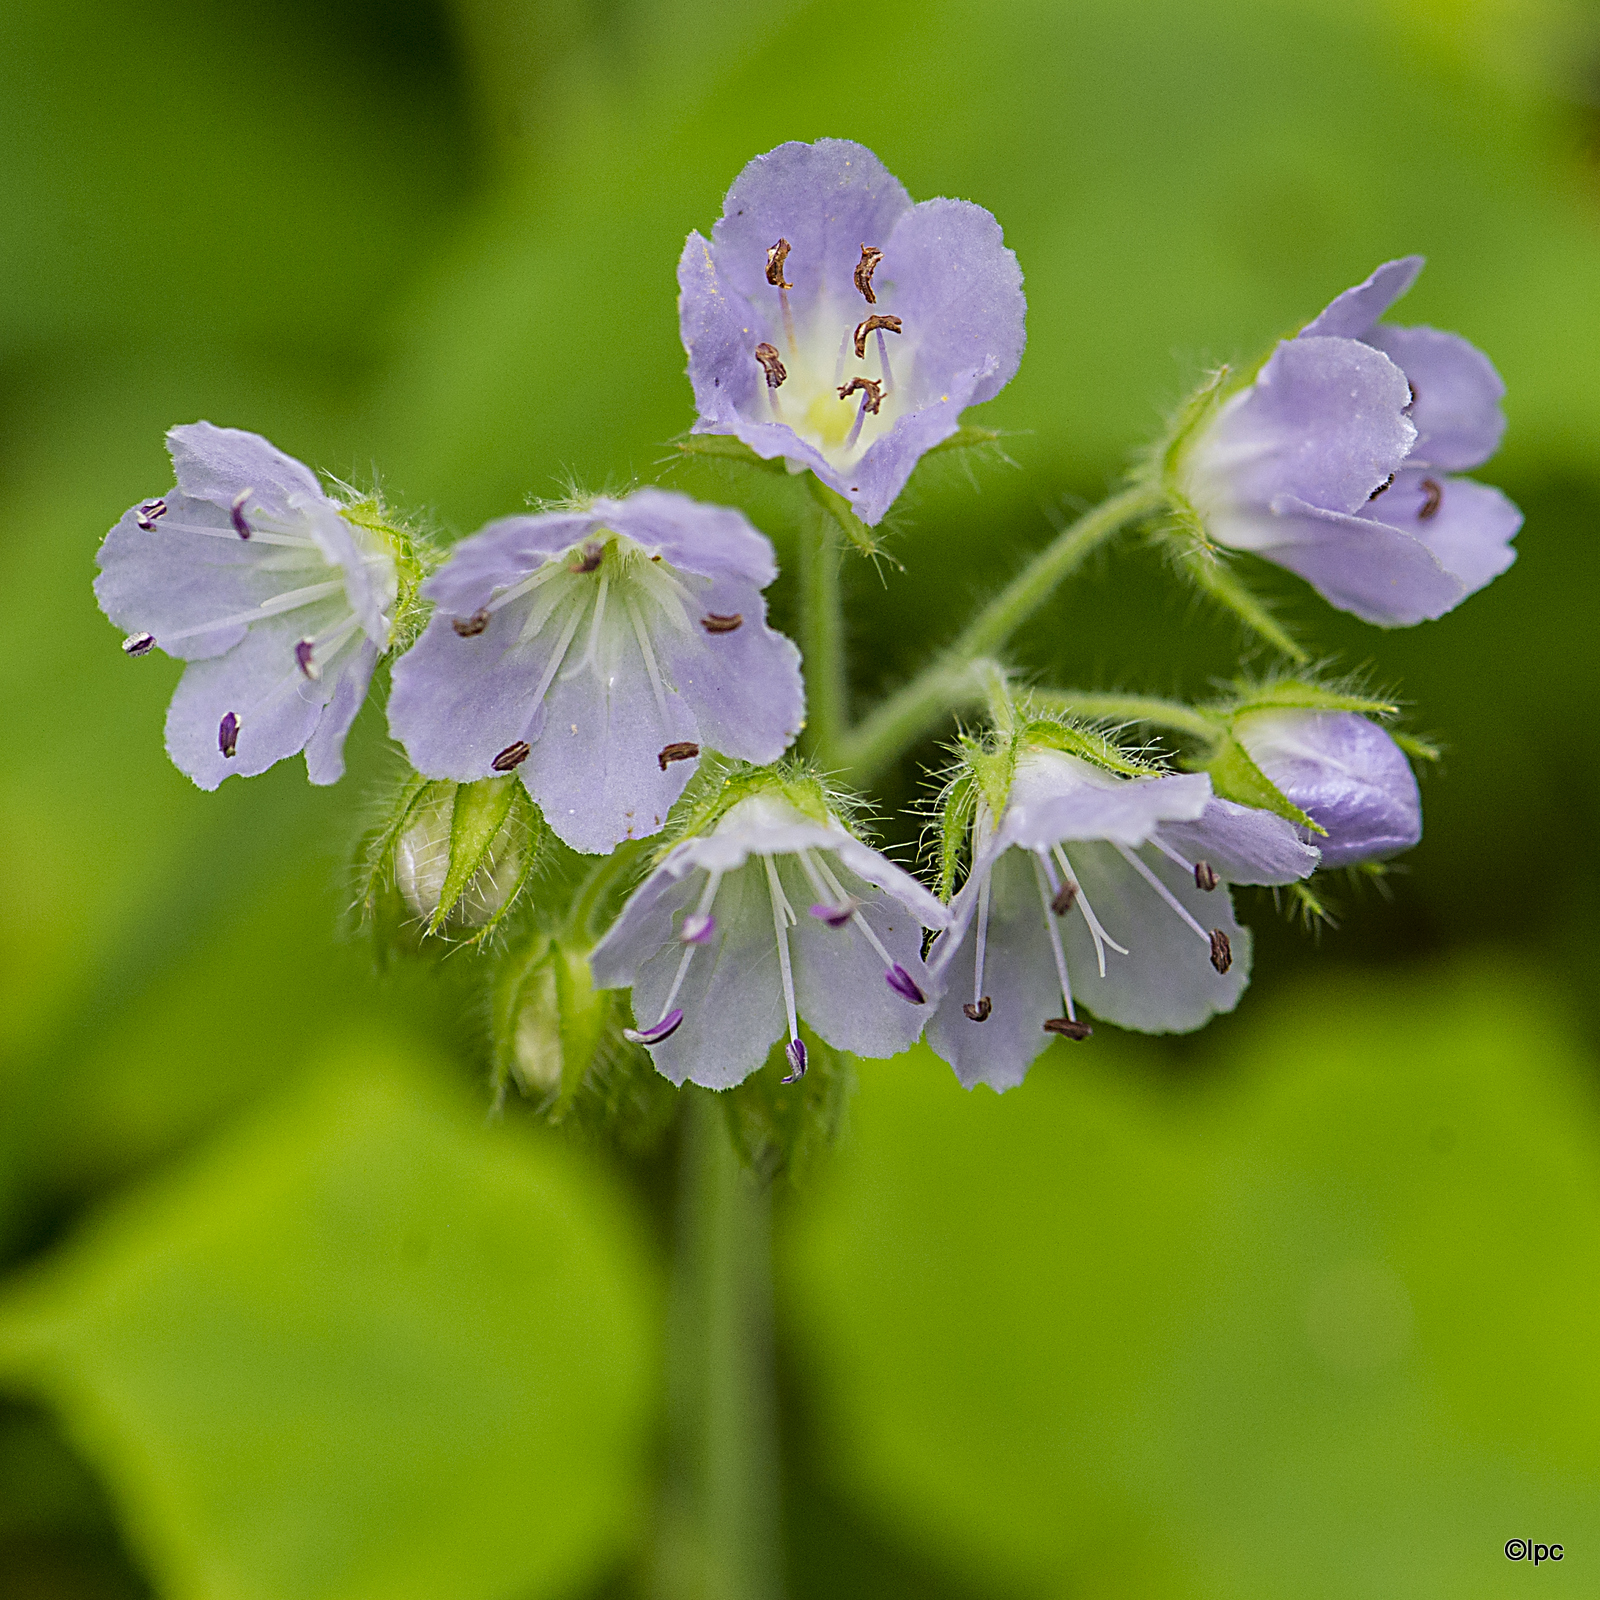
[
  {"x1": 806, "y1": 474, "x2": 885, "y2": 561},
  {"x1": 430, "y1": 776, "x2": 525, "y2": 935},
  {"x1": 936, "y1": 769, "x2": 979, "y2": 903},
  {"x1": 355, "y1": 771, "x2": 446, "y2": 962},
  {"x1": 927, "y1": 424, "x2": 1009, "y2": 458},
  {"x1": 1280, "y1": 876, "x2": 1339, "y2": 930},
  {"x1": 491, "y1": 935, "x2": 613, "y2": 1116},
  {"x1": 1156, "y1": 365, "x2": 1233, "y2": 487},
  {"x1": 1390, "y1": 729, "x2": 1442, "y2": 763},
  {"x1": 1164, "y1": 539, "x2": 1309, "y2": 663},
  {"x1": 672, "y1": 433, "x2": 791, "y2": 475},
  {"x1": 721, "y1": 1026, "x2": 854, "y2": 1187},
  {"x1": 1222, "y1": 679, "x2": 1400, "y2": 719},
  {"x1": 1018, "y1": 716, "x2": 1158, "y2": 777},
  {"x1": 1201, "y1": 734, "x2": 1325, "y2": 834},
  {"x1": 656, "y1": 756, "x2": 861, "y2": 866},
  {"x1": 333, "y1": 490, "x2": 440, "y2": 654}
]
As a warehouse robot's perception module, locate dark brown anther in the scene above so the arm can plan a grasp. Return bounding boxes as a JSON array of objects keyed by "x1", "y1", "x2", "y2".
[
  {"x1": 700, "y1": 613, "x2": 744, "y2": 633},
  {"x1": 837, "y1": 376, "x2": 884, "y2": 414},
  {"x1": 1044, "y1": 1017, "x2": 1093, "y2": 1040},
  {"x1": 295, "y1": 638, "x2": 319, "y2": 680},
  {"x1": 853, "y1": 314, "x2": 902, "y2": 359},
  {"x1": 963, "y1": 997, "x2": 993, "y2": 1022},
  {"x1": 1194, "y1": 860, "x2": 1219, "y2": 892},
  {"x1": 1209, "y1": 929, "x2": 1232, "y2": 974},
  {"x1": 1050, "y1": 880, "x2": 1079, "y2": 916},
  {"x1": 754, "y1": 342, "x2": 787, "y2": 388},
  {"x1": 765, "y1": 238, "x2": 792, "y2": 289},
  {"x1": 1368, "y1": 473, "x2": 1395, "y2": 502},
  {"x1": 218, "y1": 711, "x2": 240, "y2": 759},
  {"x1": 122, "y1": 631, "x2": 156, "y2": 656},
  {"x1": 492, "y1": 740, "x2": 531, "y2": 772},
  {"x1": 658, "y1": 741, "x2": 701, "y2": 771},
  {"x1": 230, "y1": 489, "x2": 253, "y2": 540},
  {"x1": 452, "y1": 608, "x2": 490, "y2": 637},
  {"x1": 1418, "y1": 478, "x2": 1443, "y2": 521},
  {"x1": 136, "y1": 499, "x2": 167, "y2": 531},
  {"x1": 854, "y1": 244, "x2": 883, "y2": 304},
  {"x1": 570, "y1": 541, "x2": 605, "y2": 573}
]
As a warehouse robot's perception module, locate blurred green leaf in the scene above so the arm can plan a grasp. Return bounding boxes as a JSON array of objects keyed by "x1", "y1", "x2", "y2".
[
  {"x1": 783, "y1": 963, "x2": 1600, "y2": 1596},
  {"x1": 0, "y1": 1046, "x2": 658, "y2": 1600}
]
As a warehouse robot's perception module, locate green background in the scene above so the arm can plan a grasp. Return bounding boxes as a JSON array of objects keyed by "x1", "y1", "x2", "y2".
[{"x1": 2, "y1": 0, "x2": 1597, "y2": 1593}]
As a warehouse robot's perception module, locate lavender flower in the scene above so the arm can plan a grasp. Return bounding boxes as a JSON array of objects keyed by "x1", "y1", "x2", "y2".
[
  {"x1": 387, "y1": 489, "x2": 804, "y2": 855},
  {"x1": 94, "y1": 422, "x2": 397, "y2": 788},
  {"x1": 927, "y1": 747, "x2": 1318, "y2": 1091},
  {"x1": 1235, "y1": 709, "x2": 1421, "y2": 868},
  {"x1": 589, "y1": 784, "x2": 947, "y2": 1089},
  {"x1": 678, "y1": 139, "x2": 1026, "y2": 526},
  {"x1": 1178, "y1": 257, "x2": 1520, "y2": 626}
]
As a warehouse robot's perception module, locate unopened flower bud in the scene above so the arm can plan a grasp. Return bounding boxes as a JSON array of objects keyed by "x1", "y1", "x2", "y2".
[{"x1": 394, "y1": 777, "x2": 533, "y2": 932}]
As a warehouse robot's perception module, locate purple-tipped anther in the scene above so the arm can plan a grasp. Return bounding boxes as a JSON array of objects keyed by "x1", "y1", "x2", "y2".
[
  {"x1": 624, "y1": 1009, "x2": 684, "y2": 1047},
  {"x1": 218, "y1": 711, "x2": 240, "y2": 759},
  {"x1": 885, "y1": 962, "x2": 926, "y2": 1004},
  {"x1": 808, "y1": 900, "x2": 856, "y2": 929},
  {"x1": 294, "y1": 638, "x2": 319, "y2": 680},
  {"x1": 229, "y1": 489, "x2": 253, "y2": 540},
  {"x1": 135, "y1": 499, "x2": 167, "y2": 531},
  {"x1": 782, "y1": 1037, "x2": 808, "y2": 1082},
  {"x1": 679, "y1": 911, "x2": 716, "y2": 945}
]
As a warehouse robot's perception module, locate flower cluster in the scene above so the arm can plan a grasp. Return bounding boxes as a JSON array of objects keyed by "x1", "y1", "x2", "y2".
[{"x1": 93, "y1": 139, "x2": 1515, "y2": 1121}]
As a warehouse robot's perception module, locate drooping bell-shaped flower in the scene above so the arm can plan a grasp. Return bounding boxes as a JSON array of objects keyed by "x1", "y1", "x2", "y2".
[
  {"x1": 1176, "y1": 257, "x2": 1520, "y2": 626},
  {"x1": 387, "y1": 488, "x2": 805, "y2": 855},
  {"x1": 678, "y1": 139, "x2": 1026, "y2": 526},
  {"x1": 927, "y1": 747, "x2": 1318, "y2": 1091},
  {"x1": 94, "y1": 422, "x2": 398, "y2": 788},
  {"x1": 589, "y1": 782, "x2": 947, "y2": 1089},
  {"x1": 1234, "y1": 708, "x2": 1421, "y2": 868}
]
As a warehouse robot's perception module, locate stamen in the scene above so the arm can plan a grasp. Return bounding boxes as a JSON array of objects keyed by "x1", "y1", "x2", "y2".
[
  {"x1": 805, "y1": 851, "x2": 916, "y2": 1000},
  {"x1": 764, "y1": 238, "x2": 792, "y2": 289},
  {"x1": 972, "y1": 869, "x2": 992, "y2": 1010},
  {"x1": 874, "y1": 326, "x2": 897, "y2": 396},
  {"x1": 218, "y1": 711, "x2": 240, "y2": 758},
  {"x1": 1044, "y1": 1017, "x2": 1093, "y2": 1040},
  {"x1": 484, "y1": 560, "x2": 566, "y2": 618},
  {"x1": 570, "y1": 563, "x2": 610, "y2": 676},
  {"x1": 1368, "y1": 473, "x2": 1395, "y2": 502},
  {"x1": 854, "y1": 244, "x2": 883, "y2": 304},
  {"x1": 658, "y1": 741, "x2": 700, "y2": 771},
  {"x1": 152, "y1": 578, "x2": 346, "y2": 645},
  {"x1": 764, "y1": 855, "x2": 804, "y2": 1069},
  {"x1": 625, "y1": 595, "x2": 672, "y2": 725},
  {"x1": 452, "y1": 608, "x2": 490, "y2": 637},
  {"x1": 754, "y1": 343, "x2": 787, "y2": 388},
  {"x1": 570, "y1": 540, "x2": 605, "y2": 574},
  {"x1": 837, "y1": 376, "x2": 884, "y2": 414},
  {"x1": 136, "y1": 499, "x2": 167, "y2": 531},
  {"x1": 122, "y1": 631, "x2": 156, "y2": 656},
  {"x1": 295, "y1": 638, "x2": 319, "y2": 680},
  {"x1": 679, "y1": 911, "x2": 715, "y2": 944},
  {"x1": 1112, "y1": 842, "x2": 1217, "y2": 956},
  {"x1": 853, "y1": 315, "x2": 902, "y2": 360},
  {"x1": 1031, "y1": 854, "x2": 1079, "y2": 1021},
  {"x1": 624, "y1": 1009, "x2": 684, "y2": 1046},
  {"x1": 492, "y1": 740, "x2": 531, "y2": 771},
  {"x1": 1209, "y1": 929, "x2": 1233, "y2": 974},
  {"x1": 145, "y1": 518, "x2": 316, "y2": 550},
  {"x1": 700, "y1": 613, "x2": 743, "y2": 633},
  {"x1": 652, "y1": 869, "x2": 725, "y2": 1031},
  {"x1": 885, "y1": 963, "x2": 926, "y2": 1005},
  {"x1": 963, "y1": 997, "x2": 993, "y2": 1022},
  {"x1": 783, "y1": 1038, "x2": 808, "y2": 1082},
  {"x1": 524, "y1": 597, "x2": 588, "y2": 712},
  {"x1": 230, "y1": 490, "x2": 253, "y2": 540},
  {"x1": 1194, "y1": 860, "x2": 1219, "y2": 891},
  {"x1": 1418, "y1": 478, "x2": 1443, "y2": 521},
  {"x1": 1050, "y1": 844, "x2": 1127, "y2": 977}
]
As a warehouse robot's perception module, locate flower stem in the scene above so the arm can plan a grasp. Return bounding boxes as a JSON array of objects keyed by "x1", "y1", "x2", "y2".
[
  {"x1": 653, "y1": 1091, "x2": 784, "y2": 1600},
  {"x1": 1020, "y1": 689, "x2": 1223, "y2": 745},
  {"x1": 835, "y1": 481, "x2": 1163, "y2": 783},
  {"x1": 797, "y1": 488, "x2": 847, "y2": 764}
]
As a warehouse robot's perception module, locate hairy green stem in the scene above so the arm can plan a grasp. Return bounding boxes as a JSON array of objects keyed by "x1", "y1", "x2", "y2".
[
  {"x1": 797, "y1": 494, "x2": 846, "y2": 763},
  {"x1": 835, "y1": 481, "x2": 1164, "y2": 782},
  {"x1": 653, "y1": 1092, "x2": 784, "y2": 1600},
  {"x1": 1021, "y1": 689, "x2": 1222, "y2": 744}
]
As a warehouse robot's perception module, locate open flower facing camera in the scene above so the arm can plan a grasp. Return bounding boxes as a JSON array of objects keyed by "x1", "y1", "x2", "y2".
[{"x1": 93, "y1": 140, "x2": 1506, "y2": 1145}]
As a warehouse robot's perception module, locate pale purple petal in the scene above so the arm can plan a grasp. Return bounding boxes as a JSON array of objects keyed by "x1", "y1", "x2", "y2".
[
  {"x1": 1060, "y1": 843, "x2": 1250, "y2": 1032},
  {"x1": 1368, "y1": 472, "x2": 1520, "y2": 596},
  {"x1": 992, "y1": 749, "x2": 1210, "y2": 854},
  {"x1": 1255, "y1": 494, "x2": 1466, "y2": 626},
  {"x1": 596, "y1": 488, "x2": 779, "y2": 586},
  {"x1": 1365, "y1": 324, "x2": 1506, "y2": 472},
  {"x1": 1197, "y1": 338, "x2": 1416, "y2": 521},
  {"x1": 1299, "y1": 256, "x2": 1424, "y2": 341},
  {"x1": 303, "y1": 638, "x2": 379, "y2": 785},
  {"x1": 166, "y1": 421, "x2": 326, "y2": 519},
  {"x1": 418, "y1": 513, "x2": 596, "y2": 615},
  {"x1": 1155, "y1": 798, "x2": 1319, "y2": 886},
  {"x1": 1236, "y1": 709, "x2": 1421, "y2": 868}
]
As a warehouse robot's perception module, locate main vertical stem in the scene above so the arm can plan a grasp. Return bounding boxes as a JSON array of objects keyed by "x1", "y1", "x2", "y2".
[
  {"x1": 796, "y1": 500, "x2": 845, "y2": 764},
  {"x1": 654, "y1": 1091, "x2": 784, "y2": 1600}
]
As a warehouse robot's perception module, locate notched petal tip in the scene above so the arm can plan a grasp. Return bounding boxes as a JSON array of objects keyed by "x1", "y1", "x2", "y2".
[
  {"x1": 782, "y1": 1037, "x2": 808, "y2": 1082},
  {"x1": 1209, "y1": 929, "x2": 1233, "y2": 974},
  {"x1": 962, "y1": 996, "x2": 993, "y2": 1022},
  {"x1": 885, "y1": 963, "x2": 926, "y2": 1004},
  {"x1": 625, "y1": 1008, "x2": 685, "y2": 1046},
  {"x1": 1044, "y1": 1016, "x2": 1092, "y2": 1040},
  {"x1": 492, "y1": 740, "x2": 531, "y2": 772}
]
